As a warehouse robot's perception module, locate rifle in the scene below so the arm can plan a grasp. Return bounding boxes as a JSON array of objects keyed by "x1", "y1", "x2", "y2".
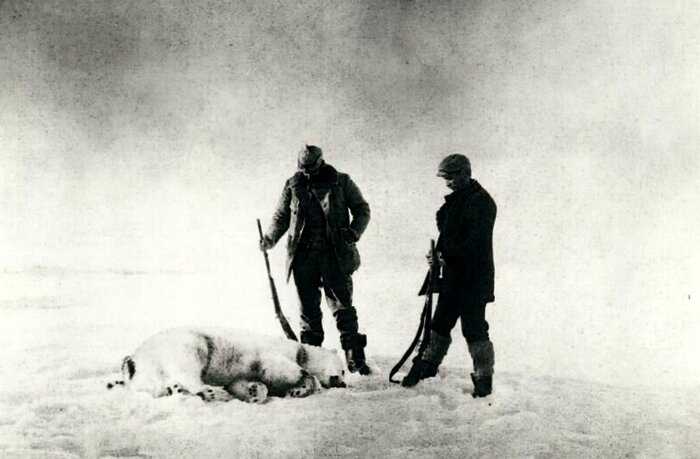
[
  {"x1": 389, "y1": 239, "x2": 440, "y2": 384},
  {"x1": 256, "y1": 219, "x2": 298, "y2": 341}
]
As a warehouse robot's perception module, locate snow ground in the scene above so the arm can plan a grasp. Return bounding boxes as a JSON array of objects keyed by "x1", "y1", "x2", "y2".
[{"x1": 1, "y1": 272, "x2": 698, "y2": 458}]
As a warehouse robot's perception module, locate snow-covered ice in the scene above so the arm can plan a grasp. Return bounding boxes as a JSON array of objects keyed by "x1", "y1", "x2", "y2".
[{"x1": 1, "y1": 271, "x2": 698, "y2": 458}]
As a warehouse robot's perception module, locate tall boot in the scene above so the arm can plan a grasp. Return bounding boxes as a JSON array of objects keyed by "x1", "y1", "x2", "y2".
[
  {"x1": 401, "y1": 331, "x2": 451, "y2": 387},
  {"x1": 341, "y1": 333, "x2": 371, "y2": 375},
  {"x1": 468, "y1": 340, "x2": 494, "y2": 398}
]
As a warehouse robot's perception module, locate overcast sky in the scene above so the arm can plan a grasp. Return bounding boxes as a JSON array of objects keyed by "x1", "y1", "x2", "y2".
[{"x1": 1, "y1": 0, "x2": 698, "y2": 385}]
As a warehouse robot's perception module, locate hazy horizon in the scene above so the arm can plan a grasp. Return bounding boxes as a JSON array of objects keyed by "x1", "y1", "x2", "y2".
[{"x1": 2, "y1": 0, "x2": 698, "y2": 388}]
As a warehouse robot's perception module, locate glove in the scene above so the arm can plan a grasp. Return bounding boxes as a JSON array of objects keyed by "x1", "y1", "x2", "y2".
[
  {"x1": 340, "y1": 228, "x2": 358, "y2": 243},
  {"x1": 259, "y1": 235, "x2": 274, "y2": 251}
]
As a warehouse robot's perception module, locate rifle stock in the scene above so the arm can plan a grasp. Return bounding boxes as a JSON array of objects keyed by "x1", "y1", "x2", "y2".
[
  {"x1": 418, "y1": 240, "x2": 438, "y2": 355},
  {"x1": 389, "y1": 239, "x2": 438, "y2": 384}
]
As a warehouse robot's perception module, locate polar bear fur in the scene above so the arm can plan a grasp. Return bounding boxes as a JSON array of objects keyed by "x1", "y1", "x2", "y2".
[{"x1": 108, "y1": 327, "x2": 347, "y2": 403}]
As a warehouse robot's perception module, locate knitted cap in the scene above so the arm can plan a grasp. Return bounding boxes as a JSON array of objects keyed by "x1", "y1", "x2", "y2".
[{"x1": 437, "y1": 154, "x2": 471, "y2": 177}]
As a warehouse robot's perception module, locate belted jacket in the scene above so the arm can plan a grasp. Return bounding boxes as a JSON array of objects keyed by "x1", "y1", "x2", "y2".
[
  {"x1": 436, "y1": 179, "x2": 496, "y2": 303},
  {"x1": 266, "y1": 164, "x2": 370, "y2": 280}
]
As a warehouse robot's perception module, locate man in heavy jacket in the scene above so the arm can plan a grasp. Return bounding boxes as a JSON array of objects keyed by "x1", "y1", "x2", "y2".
[
  {"x1": 259, "y1": 145, "x2": 372, "y2": 375},
  {"x1": 401, "y1": 154, "x2": 497, "y2": 397}
]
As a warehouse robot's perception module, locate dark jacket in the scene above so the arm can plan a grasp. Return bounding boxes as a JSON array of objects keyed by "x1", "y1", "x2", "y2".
[
  {"x1": 436, "y1": 179, "x2": 496, "y2": 303},
  {"x1": 267, "y1": 164, "x2": 370, "y2": 280}
]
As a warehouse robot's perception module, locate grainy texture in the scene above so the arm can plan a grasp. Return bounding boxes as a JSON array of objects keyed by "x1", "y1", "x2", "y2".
[{"x1": 0, "y1": 3, "x2": 699, "y2": 456}]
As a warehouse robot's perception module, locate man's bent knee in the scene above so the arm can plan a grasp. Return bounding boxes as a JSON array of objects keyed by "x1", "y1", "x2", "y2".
[
  {"x1": 462, "y1": 321, "x2": 490, "y2": 343},
  {"x1": 300, "y1": 330, "x2": 324, "y2": 346}
]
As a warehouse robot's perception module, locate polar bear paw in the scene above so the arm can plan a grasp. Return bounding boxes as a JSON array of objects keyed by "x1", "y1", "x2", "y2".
[
  {"x1": 226, "y1": 380, "x2": 269, "y2": 404},
  {"x1": 196, "y1": 386, "x2": 234, "y2": 402},
  {"x1": 165, "y1": 384, "x2": 190, "y2": 396},
  {"x1": 286, "y1": 375, "x2": 319, "y2": 398},
  {"x1": 245, "y1": 382, "x2": 268, "y2": 404}
]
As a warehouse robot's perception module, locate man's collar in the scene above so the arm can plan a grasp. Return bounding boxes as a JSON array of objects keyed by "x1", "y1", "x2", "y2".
[
  {"x1": 444, "y1": 179, "x2": 478, "y2": 201},
  {"x1": 293, "y1": 163, "x2": 338, "y2": 187}
]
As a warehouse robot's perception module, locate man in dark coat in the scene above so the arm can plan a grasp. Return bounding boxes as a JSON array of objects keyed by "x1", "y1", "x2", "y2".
[
  {"x1": 401, "y1": 154, "x2": 497, "y2": 397},
  {"x1": 260, "y1": 145, "x2": 372, "y2": 375}
]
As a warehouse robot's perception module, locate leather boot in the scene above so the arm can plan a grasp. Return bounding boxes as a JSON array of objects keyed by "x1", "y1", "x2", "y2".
[
  {"x1": 341, "y1": 333, "x2": 371, "y2": 375},
  {"x1": 401, "y1": 331, "x2": 451, "y2": 387},
  {"x1": 401, "y1": 357, "x2": 437, "y2": 387},
  {"x1": 470, "y1": 373, "x2": 492, "y2": 398},
  {"x1": 468, "y1": 340, "x2": 494, "y2": 397}
]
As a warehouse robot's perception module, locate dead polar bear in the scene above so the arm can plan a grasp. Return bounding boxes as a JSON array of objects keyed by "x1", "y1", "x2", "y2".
[{"x1": 107, "y1": 327, "x2": 347, "y2": 402}]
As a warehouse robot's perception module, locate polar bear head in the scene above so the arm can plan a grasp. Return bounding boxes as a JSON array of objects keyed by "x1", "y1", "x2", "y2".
[{"x1": 300, "y1": 344, "x2": 346, "y2": 388}]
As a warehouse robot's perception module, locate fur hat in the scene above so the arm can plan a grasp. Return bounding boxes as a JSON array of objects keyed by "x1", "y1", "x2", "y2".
[{"x1": 298, "y1": 145, "x2": 323, "y2": 170}]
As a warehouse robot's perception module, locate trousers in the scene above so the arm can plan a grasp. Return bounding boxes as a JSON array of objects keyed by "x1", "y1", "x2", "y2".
[
  {"x1": 431, "y1": 267, "x2": 490, "y2": 343},
  {"x1": 292, "y1": 246, "x2": 359, "y2": 344}
]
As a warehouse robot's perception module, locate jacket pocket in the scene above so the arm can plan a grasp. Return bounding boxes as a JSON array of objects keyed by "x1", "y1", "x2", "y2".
[{"x1": 338, "y1": 243, "x2": 361, "y2": 274}]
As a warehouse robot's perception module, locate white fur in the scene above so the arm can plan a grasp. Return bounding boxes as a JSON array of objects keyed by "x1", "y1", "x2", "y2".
[{"x1": 112, "y1": 327, "x2": 346, "y2": 403}]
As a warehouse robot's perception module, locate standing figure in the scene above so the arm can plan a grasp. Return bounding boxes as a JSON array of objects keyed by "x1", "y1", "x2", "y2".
[
  {"x1": 260, "y1": 145, "x2": 372, "y2": 375},
  {"x1": 402, "y1": 154, "x2": 497, "y2": 397}
]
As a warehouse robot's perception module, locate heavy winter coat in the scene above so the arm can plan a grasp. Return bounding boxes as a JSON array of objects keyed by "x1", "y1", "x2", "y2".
[
  {"x1": 436, "y1": 179, "x2": 496, "y2": 303},
  {"x1": 266, "y1": 164, "x2": 370, "y2": 280}
]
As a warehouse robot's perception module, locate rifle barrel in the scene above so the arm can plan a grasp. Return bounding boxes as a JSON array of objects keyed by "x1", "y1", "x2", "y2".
[{"x1": 256, "y1": 218, "x2": 298, "y2": 342}]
